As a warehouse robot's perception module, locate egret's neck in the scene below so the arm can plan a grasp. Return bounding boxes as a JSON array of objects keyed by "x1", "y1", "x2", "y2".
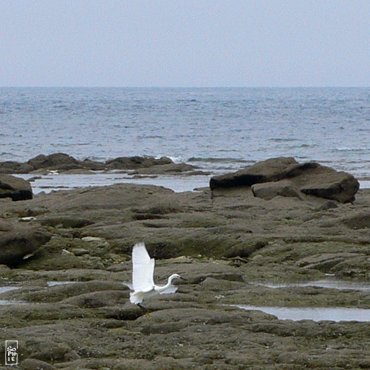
[{"x1": 166, "y1": 274, "x2": 178, "y2": 286}]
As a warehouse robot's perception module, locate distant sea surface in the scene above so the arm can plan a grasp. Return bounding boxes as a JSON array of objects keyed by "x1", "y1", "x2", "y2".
[{"x1": 1, "y1": 87, "x2": 369, "y2": 182}]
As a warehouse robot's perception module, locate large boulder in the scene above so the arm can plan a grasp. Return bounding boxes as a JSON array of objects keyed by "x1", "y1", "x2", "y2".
[
  {"x1": 282, "y1": 161, "x2": 359, "y2": 203},
  {"x1": 0, "y1": 174, "x2": 33, "y2": 200},
  {"x1": 210, "y1": 157, "x2": 298, "y2": 190},
  {"x1": 299, "y1": 170, "x2": 359, "y2": 203},
  {"x1": 0, "y1": 222, "x2": 51, "y2": 266},
  {"x1": 210, "y1": 157, "x2": 359, "y2": 203},
  {"x1": 27, "y1": 153, "x2": 80, "y2": 171}
]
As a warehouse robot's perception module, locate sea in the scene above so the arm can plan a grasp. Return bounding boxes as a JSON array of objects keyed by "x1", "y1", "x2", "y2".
[{"x1": 1, "y1": 87, "x2": 369, "y2": 191}]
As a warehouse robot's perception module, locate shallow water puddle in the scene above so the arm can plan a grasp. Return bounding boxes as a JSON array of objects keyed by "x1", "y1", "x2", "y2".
[
  {"x1": 0, "y1": 300, "x2": 26, "y2": 305},
  {"x1": 0, "y1": 286, "x2": 20, "y2": 294},
  {"x1": 0, "y1": 286, "x2": 23, "y2": 305},
  {"x1": 19, "y1": 173, "x2": 211, "y2": 194},
  {"x1": 236, "y1": 305, "x2": 370, "y2": 322},
  {"x1": 47, "y1": 281, "x2": 76, "y2": 287},
  {"x1": 252, "y1": 279, "x2": 370, "y2": 292}
]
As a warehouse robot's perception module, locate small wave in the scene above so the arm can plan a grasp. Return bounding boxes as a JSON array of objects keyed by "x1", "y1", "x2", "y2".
[
  {"x1": 154, "y1": 155, "x2": 184, "y2": 163},
  {"x1": 332, "y1": 147, "x2": 370, "y2": 153},
  {"x1": 137, "y1": 135, "x2": 164, "y2": 139},
  {"x1": 0, "y1": 152, "x2": 23, "y2": 159},
  {"x1": 50, "y1": 143, "x2": 91, "y2": 147},
  {"x1": 269, "y1": 138, "x2": 299, "y2": 143},
  {"x1": 176, "y1": 99, "x2": 198, "y2": 103},
  {"x1": 188, "y1": 157, "x2": 252, "y2": 164},
  {"x1": 283, "y1": 143, "x2": 319, "y2": 149}
]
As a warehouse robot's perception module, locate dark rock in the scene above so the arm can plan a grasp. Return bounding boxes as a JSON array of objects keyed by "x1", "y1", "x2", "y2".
[
  {"x1": 210, "y1": 157, "x2": 359, "y2": 203},
  {"x1": 0, "y1": 153, "x2": 198, "y2": 175},
  {"x1": 81, "y1": 158, "x2": 106, "y2": 171},
  {"x1": 0, "y1": 174, "x2": 33, "y2": 200},
  {"x1": 210, "y1": 157, "x2": 298, "y2": 190},
  {"x1": 0, "y1": 226, "x2": 51, "y2": 266},
  {"x1": 27, "y1": 153, "x2": 80, "y2": 171},
  {"x1": 281, "y1": 161, "x2": 320, "y2": 177},
  {"x1": 0, "y1": 161, "x2": 33, "y2": 174},
  {"x1": 251, "y1": 180, "x2": 303, "y2": 200},
  {"x1": 224, "y1": 240, "x2": 268, "y2": 258},
  {"x1": 299, "y1": 169, "x2": 359, "y2": 203},
  {"x1": 134, "y1": 163, "x2": 197, "y2": 175},
  {"x1": 105, "y1": 156, "x2": 173, "y2": 170}
]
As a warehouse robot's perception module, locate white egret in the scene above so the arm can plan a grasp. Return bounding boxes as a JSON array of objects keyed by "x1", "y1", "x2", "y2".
[{"x1": 125, "y1": 242, "x2": 184, "y2": 307}]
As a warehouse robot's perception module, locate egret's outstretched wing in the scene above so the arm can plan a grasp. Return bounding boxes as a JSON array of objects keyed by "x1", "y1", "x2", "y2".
[{"x1": 132, "y1": 243, "x2": 155, "y2": 292}]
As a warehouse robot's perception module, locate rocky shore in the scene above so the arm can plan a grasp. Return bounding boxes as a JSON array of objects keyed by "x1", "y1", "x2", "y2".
[
  {"x1": 0, "y1": 153, "x2": 206, "y2": 176},
  {"x1": 0, "y1": 156, "x2": 369, "y2": 369}
]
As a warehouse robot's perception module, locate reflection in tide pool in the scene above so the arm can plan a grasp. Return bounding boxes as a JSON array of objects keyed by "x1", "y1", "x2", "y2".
[
  {"x1": 236, "y1": 305, "x2": 370, "y2": 322},
  {"x1": 252, "y1": 280, "x2": 370, "y2": 292}
]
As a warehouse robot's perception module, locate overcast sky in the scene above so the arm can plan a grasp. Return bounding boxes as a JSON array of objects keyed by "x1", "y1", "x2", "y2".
[{"x1": 1, "y1": 0, "x2": 369, "y2": 87}]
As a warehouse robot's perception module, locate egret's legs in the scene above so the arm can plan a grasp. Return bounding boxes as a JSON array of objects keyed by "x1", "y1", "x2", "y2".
[
  {"x1": 137, "y1": 302, "x2": 152, "y2": 317},
  {"x1": 137, "y1": 303, "x2": 146, "y2": 310}
]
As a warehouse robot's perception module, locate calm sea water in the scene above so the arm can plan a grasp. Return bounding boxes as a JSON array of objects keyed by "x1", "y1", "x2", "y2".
[{"x1": 1, "y1": 87, "x2": 369, "y2": 180}]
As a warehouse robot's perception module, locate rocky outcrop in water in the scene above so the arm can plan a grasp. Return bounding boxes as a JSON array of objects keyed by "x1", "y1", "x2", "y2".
[
  {"x1": 105, "y1": 156, "x2": 172, "y2": 170},
  {"x1": 0, "y1": 174, "x2": 33, "y2": 201},
  {"x1": 210, "y1": 157, "x2": 359, "y2": 203},
  {"x1": 27, "y1": 153, "x2": 81, "y2": 171},
  {"x1": 0, "y1": 153, "x2": 202, "y2": 175}
]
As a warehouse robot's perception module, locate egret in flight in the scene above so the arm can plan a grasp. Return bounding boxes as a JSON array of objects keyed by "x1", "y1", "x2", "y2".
[{"x1": 126, "y1": 242, "x2": 185, "y2": 307}]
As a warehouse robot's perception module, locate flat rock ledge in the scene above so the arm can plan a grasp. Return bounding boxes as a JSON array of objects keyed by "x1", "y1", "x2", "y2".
[{"x1": 210, "y1": 157, "x2": 359, "y2": 203}]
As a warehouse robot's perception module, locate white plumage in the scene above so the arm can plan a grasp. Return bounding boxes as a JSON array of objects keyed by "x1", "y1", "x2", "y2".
[{"x1": 126, "y1": 242, "x2": 184, "y2": 305}]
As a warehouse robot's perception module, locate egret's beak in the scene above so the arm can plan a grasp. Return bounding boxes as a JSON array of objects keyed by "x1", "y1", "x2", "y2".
[{"x1": 179, "y1": 276, "x2": 187, "y2": 281}]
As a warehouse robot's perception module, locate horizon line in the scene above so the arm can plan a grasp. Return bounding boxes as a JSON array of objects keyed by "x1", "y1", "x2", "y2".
[{"x1": 1, "y1": 85, "x2": 369, "y2": 89}]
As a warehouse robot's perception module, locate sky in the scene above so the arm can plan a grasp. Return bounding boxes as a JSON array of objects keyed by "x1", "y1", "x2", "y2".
[{"x1": 0, "y1": 0, "x2": 369, "y2": 87}]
